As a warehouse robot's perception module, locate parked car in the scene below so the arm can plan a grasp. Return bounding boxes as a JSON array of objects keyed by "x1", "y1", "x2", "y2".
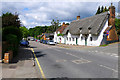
[
  {"x1": 30, "y1": 38, "x2": 34, "y2": 41},
  {"x1": 43, "y1": 40, "x2": 48, "y2": 44},
  {"x1": 20, "y1": 40, "x2": 29, "y2": 46},
  {"x1": 47, "y1": 40, "x2": 56, "y2": 45},
  {"x1": 40, "y1": 39, "x2": 44, "y2": 43}
]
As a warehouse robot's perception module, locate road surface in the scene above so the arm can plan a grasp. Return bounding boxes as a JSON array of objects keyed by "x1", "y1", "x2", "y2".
[{"x1": 29, "y1": 41, "x2": 118, "y2": 78}]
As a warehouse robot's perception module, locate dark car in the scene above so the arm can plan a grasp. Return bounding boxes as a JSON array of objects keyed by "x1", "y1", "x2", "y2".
[
  {"x1": 40, "y1": 39, "x2": 44, "y2": 43},
  {"x1": 20, "y1": 40, "x2": 29, "y2": 47},
  {"x1": 42, "y1": 40, "x2": 48, "y2": 44}
]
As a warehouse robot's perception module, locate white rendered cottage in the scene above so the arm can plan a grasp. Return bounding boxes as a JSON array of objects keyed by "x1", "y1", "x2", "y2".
[
  {"x1": 54, "y1": 22, "x2": 69, "y2": 44},
  {"x1": 56, "y1": 3, "x2": 118, "y2": 46}
]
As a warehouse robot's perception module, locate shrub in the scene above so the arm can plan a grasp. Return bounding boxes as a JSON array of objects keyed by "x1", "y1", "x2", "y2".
[
  {"x1": 5, "y1": 34, "x2": 19, "y2": 57},
  {"x1": 57, "y1": 33, "x2": 63, "y2": 36},
  {"x1": 2, "y1": 26, "x2": 22, "y2": 42}
]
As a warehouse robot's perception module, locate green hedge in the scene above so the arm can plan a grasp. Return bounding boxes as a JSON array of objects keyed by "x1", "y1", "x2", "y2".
[
  {"x1": 2, "y1": 26, "x2": 22, "y2": 57},
  {"x1": 57, "y1": 33, "x2": 63, "y2": 36}
]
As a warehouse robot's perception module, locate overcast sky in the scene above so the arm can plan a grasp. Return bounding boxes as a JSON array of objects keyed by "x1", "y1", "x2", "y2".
[{"x1": 1, "y1": 1, "x2": 119, "y2": 28}]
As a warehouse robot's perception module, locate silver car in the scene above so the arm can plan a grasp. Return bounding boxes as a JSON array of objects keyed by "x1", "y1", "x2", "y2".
[{"x1": 47, "y1": 40, "x2": 56, "y2": 45}]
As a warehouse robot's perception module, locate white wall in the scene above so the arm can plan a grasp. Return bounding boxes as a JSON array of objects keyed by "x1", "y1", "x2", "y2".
[
  {"x1": 65, "y1": 32, "x2": 79, "y2": 45},
  {"x1": 54, "y1": 32, "x2": 57, "y2": 42},
  {"x1": 78, "y1": 34, "x2": 85, "y2": 45},
  {"x1": 53, "y1": 31, "x2": 65, "y2": 43}
]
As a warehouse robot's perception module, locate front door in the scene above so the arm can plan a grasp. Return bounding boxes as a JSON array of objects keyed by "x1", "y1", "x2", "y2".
[
  {"x1": 76, "y1": 38, "x2": 78, "y2": 45},
  {"x1": 85, "y1": 37, "x2": 87, "y2": 46},
  {"x1": 84, "y1": 35, "x2": 88, "y2": 46}
]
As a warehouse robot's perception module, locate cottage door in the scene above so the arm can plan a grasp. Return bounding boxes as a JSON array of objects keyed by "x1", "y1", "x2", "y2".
[
  {"x1": 64, "y1": 38, "x2": 66, "y2": 44},
  {"x1": 76, "y1": 38, "x2": 78, "y2": 45},
  {"x1": 85, "y1": 35, "x2": 88, "y2": 46},
  {"x1": 85, "y1": 37, "x2": 87, "y2": 46}
]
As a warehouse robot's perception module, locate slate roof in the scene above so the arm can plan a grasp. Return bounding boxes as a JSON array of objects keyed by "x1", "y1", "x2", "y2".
[{"x1": 62, "y1": 12, "x2": 109, "y2": 35}]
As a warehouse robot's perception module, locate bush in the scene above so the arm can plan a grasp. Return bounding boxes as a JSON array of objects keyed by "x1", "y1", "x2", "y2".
[
  {"x1": 5, "y1": 34, "x2": 19, "y2": 57},
  {"x1": 2, "y1": 26, "x2": 22, "y2": 42},
  {"x1": 57, "y1": 33, "x2": 63, "y2": 36}
]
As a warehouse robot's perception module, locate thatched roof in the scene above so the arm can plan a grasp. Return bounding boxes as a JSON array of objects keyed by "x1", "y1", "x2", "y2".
[{"x1": 62, "y1": 12, "x2": 109, "y2": 35}]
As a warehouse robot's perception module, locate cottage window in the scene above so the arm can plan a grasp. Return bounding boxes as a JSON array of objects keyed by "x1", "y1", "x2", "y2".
[
  {"x1": 81, "y1": 36, "x2": 83, "y2": 40},
  {"x1": 73, "y1": 38, "x2": 74, "y2": 41},
  {"x1": 69, "y1": 38, "x2": 71, "y2": 41},
  {"x1": 67, "y1": 37, "x2": 68, "y2": 40},
  {"x1": 90, "y1": 37, "x2": 92, "y2": 41},
  {"x1": 59, "y1": 38, "x2": 61, "y2": 40}
]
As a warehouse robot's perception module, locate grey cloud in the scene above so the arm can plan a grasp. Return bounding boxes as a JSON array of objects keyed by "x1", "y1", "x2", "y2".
[{"x1": 2, "y1": 2, "x2": 118, "y2": 28}]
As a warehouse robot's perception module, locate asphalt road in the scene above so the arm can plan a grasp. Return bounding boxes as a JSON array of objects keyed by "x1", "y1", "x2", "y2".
[{"x1": 29, "y1": 41, "x2": 118, "y2": 78}]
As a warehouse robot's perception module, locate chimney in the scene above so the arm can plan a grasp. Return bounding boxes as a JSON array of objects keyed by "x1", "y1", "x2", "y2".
[
  {"x1": 108, "y1": 3, "x2": 115, "y2": 26},
  {"x1": 62, "y1": 22, "x2": 65, "y2": 26},
  {"x1": 77, "y1": 16, "x2": 80, "y2": 20}
]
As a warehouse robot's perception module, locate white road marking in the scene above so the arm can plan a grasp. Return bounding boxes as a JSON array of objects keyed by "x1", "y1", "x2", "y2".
[
  {"x1": 115, "y1": 56, "x2": 119, "y2": 57},
  {"x1": 99, "y1": 64, "x2": 118, "y2": 72},
  {"x1": 54, "y1": 49, "x2": 61, "y2": 52},
  {"x1": 56, "y1": 59, "x2": 67, "y2": 62},
  {"x1": 72, "y1": 59, "x2": 91, "y2": 64},
  {"x1": 95, "y1": 50, "x2": 98, "y2": 52}
]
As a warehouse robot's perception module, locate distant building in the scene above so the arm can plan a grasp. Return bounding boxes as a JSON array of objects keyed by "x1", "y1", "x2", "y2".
[
  {"x1": 41, "y1": 33, "x2": 54, "y2": 40},
  {"x1": 54, "y1": 3, "x2": 118, "y2": 46}
]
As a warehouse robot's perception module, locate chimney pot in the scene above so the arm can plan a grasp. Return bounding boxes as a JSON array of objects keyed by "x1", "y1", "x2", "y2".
[
  {"x1": 62, "y1": 22, "x2": 65, "y2": 26},
  {"x1": 77, "y1": 16, "x2": 80, "y2": 20}
]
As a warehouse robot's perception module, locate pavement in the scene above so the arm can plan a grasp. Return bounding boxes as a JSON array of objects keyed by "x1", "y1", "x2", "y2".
[
  {"x1": 29, "y1": 41, "x2": 118, "y2": 78},
  {"x1": 1, "y1": 46, "x2": 40, "y2": 78},
  {"x1": 56, "y1": 42, "x2": 119, "y2": 58}
]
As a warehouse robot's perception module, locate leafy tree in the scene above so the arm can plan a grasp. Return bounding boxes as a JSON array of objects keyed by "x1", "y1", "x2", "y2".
[
  {"x1": 96, "y1": 6, "x2": 101, "y2": 15},
  {"x1": 20, "y1": 26, "x2": 29, "y2": 38},
  {"x1": 2, "y1": 12, "x2": 21, "y2": 28},
  {"x1": 115, "y1": 18, "x2": 120, "y2": 35},
  {"x1": 51, "y1": 19, "x2": 60, "y2": 32},
  {"x1": 2, "y1": 26, "x2": 22, "y2": 42},
  {"x1": 66, "y1": 23, "x2": 70, "y2": 25},
  {"x1": 103, "y1": 6, "x2": 108, "y2": 12},
  {"x1": 101, "y1": 6, "x2": 104, "y2": 13}
]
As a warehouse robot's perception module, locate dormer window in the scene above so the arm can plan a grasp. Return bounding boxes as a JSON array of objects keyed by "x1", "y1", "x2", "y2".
[
  {"x1": 81, "y1": 36, "x2": 83, "y2": 40},
  {"x1": 90, "y1": 37, "x2": 92, "y2": 41},
  {"x1": 88, "y1": 27, "x2": 91, "y2": 30},
  {"x1": 88, "y1": 27, "x2": 91, "y2": 33},
  {"x1": 79, "y1": 27, "x2": 82, "y2": 33}
]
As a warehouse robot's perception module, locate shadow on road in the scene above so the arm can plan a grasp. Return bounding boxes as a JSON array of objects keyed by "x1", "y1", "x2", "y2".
[
  {"x1": 9, "y1": 46, "x2": 33, "y2": 64},
  {"x1": 34, "y1": 51, "x2": 46, "y2": 58}
]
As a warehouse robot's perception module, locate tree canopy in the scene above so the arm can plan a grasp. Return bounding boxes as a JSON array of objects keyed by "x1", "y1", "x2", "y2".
[
  {"x1": 20, "y1": 26, "x2": 29, "y2": 38},
  {"x1": 96, "y1": 6, "x2": 109, "y2": 15},
  {"x1": 115, "y1": 18, "x2": 120, "y2": 35},
  {"x1": 2, "y1": 12, "x2": 21, "y2": 28}
]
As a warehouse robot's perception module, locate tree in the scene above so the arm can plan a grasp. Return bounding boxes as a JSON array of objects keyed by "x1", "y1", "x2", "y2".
[
  {"x1": 51, "y1": 19, "x2": 60, "y2": 32},
  {"x1": 96, "y1": 6, "x2": 101, "y2": 15},
  {"x1": 115, "y1": 18, "x2": 120, "y2": 35},
  {"x1": 2, "y1": 12, "x2": 21, "y2": 28},
  {"x1": 101, "y1": 6, "x2": 104, "y2": 13},
  {"x1": 66, "y1": 23, "x2": 70, "y2": 25},
  {"x1": 2, "y1": 26, "x2": 22, "y2": 42},
  {"x1": 103, "y1": 6, "x2": 108, "y2": 12},
  {"x1": 96, "y1": 6, "x2": 109, "y2": 15},
  {"x1": 20, "y1": 26, "x2": 29, "y2": 38}
]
